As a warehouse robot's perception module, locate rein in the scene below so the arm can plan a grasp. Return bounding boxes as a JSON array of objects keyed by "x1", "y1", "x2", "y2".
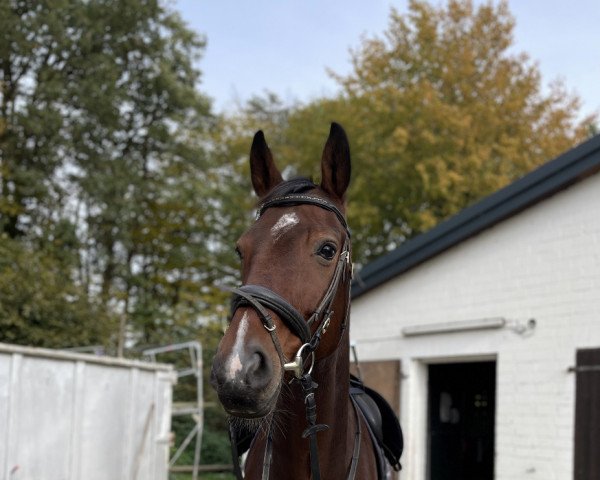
[{"x1": 228, "y1": 193, "x2": 357, "y2": 480}]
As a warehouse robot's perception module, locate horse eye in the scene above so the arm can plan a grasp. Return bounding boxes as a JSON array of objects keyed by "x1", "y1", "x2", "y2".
[
  {"x1": 317, "y1": 243, "x2": 337, "y2": 261},
  {"x1": 235, "y1": 247, "x2": 243, "y2": 260}
]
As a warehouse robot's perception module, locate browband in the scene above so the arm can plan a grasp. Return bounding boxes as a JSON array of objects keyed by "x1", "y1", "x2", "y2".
[{"x1": 258, "y1": 194, "x2": 350, "y2": 237}]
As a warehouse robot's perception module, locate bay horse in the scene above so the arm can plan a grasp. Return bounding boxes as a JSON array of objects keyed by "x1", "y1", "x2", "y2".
[{"x1": 211, "y1": 123, "x2": 396, "y2": 479}]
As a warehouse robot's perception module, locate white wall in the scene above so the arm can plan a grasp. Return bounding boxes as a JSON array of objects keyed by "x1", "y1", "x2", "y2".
[
  {"x1": 351, "y1": 172, "x2": 600, "y2": 480},
  {"x1": 0, "y1": 344, "x2": 175, "y2": 480}
]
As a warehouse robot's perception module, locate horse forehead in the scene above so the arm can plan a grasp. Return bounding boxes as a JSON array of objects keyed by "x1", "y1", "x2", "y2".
[
  {"x1": 261, "y1": 204, "x2": 342, "y2": 232},
  {"x1": 270, "y1": 212, "x2": 300, "y2": 240},
  {"x1": 241, "y1": 206, "x2": 343, "y2": 251}
]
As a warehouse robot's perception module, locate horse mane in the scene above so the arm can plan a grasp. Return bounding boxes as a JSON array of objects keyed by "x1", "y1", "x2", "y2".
[{"x1": 259, "y1": 177, "x2": 317, "y2": 205}]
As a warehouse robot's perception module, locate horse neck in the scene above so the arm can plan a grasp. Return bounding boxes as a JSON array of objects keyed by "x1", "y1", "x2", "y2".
[
  {"x1": 269, "y1": 307, "x2": 353, "y2": 478},
  {"x1": 312, "y1": 325, "x2": 352, "y2": 430}
]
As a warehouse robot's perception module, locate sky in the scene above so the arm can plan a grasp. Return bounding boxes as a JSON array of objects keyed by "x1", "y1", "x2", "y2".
[{"x1": 174, "y1": 0, "x2": 600, "y2": 121}]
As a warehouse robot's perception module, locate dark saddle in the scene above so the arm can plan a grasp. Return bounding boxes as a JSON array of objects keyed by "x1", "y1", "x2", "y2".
[{"x1": 350, "y1": 374, "x2": 403, "y2": 476}]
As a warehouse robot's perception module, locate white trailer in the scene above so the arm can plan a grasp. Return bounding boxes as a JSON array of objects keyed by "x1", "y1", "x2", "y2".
[{"x1": 0, "y1": 342, "x2": 176, "y2": 480}]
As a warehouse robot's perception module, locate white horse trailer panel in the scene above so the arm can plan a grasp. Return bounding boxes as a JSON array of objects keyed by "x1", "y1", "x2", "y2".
[{"x1": 0, "y1": 343, "x2": 176, "y2": 480}]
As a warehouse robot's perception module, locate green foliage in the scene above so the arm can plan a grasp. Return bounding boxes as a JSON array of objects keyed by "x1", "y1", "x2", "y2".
[
  {"x1": 0, "y1": 236, "x2": 113, "y2": 347},
  {"x1": 200, "y1": 422, "x2": 232, "y2": 465},
  {"x1": 170, "y1": 405, "x2": 231, "y2": 469},
  {"x1": 171, "y1": 474, "x2": 234, "y2": 480}
]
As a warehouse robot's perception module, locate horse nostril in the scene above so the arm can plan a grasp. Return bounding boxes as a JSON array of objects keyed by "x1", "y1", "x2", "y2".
[
  {"x1": 244, "y1": 348, "x2": 272, "y2": 389},
  {"x1": 210, "y1": 360, "x2": 227, "y2": 389}
]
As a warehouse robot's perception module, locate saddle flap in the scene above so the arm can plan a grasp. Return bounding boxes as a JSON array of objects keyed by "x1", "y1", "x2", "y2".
[{"x1": 350, "y1": 375, "x2": 404, "y2": 471}]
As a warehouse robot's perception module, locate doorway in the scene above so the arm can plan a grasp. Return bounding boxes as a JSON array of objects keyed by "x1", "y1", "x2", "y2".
[{"x1": 427, "y1": 361, "x2": 496, "y2": 480}]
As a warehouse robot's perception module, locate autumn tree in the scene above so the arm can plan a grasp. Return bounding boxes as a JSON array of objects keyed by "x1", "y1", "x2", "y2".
[
  {"x1": 223, "y1": 0, "x2": 595, "y2": 265},
  {"x1": 334, "y1": 0, "x2": 594, "y2": 260}
]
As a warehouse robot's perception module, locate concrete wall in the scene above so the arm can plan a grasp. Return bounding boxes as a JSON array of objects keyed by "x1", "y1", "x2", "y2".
[{"x1": 350, "y1": 172, "x2": 600, "y2": 480}]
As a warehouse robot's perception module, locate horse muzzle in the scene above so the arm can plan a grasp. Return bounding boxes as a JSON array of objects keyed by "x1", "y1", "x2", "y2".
[{"x1": 210, "y1": 341, "x2": 282, "y2": 418}]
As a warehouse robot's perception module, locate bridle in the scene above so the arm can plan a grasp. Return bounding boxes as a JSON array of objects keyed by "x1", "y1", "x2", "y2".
[{"x1": 228, "y1": 192, "x2": 360, "y2": 480}]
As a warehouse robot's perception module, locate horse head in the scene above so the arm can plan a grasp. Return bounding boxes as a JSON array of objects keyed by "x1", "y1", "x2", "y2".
[{"x1": 211, "y1": 123, "x2": 352, "y2": 419}]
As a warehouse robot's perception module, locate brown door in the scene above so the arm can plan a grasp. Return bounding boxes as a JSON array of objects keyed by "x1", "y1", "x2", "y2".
[
  {"x1": 350, "y1": 359, "x2": 401, "y2": 415},
  {"x1": 574, "y1": 348, "x2": 600, "y2": 480}
]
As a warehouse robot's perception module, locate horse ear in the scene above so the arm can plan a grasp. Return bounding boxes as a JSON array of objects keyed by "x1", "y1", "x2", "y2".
[
  {"x1": 250, "y1": 130, "x2": 283, "y2": 198},
  {"x1": 320, "y1": 122, "x2": 351, "y2": 201}
]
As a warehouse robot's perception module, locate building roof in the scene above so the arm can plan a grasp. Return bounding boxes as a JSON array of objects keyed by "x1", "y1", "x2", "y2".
[{"x1": 352, "y1": 134, "x2": 600, "y2": 298}]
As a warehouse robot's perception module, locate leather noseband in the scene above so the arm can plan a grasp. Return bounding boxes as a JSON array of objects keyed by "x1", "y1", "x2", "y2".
[{"x1": 231, "y1": 284, "x2": 311, "y2": 345}]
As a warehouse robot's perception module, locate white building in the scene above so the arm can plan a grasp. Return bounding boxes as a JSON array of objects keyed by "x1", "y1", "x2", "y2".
[{"x1": 350, "y1": 135, "x2": 600, "y2": 480}]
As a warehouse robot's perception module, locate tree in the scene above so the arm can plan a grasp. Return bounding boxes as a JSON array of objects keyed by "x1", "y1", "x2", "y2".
[
  {"x1": 0, "y1": 0, "x2": 232, "y2": 351},
  {"x1": 0, "y1": 0, "x2": 123, "y2": 345},
  {"x1": 224, "y1": 0, "x2": 595, "y2": 265},
  {"x1": 67, "y1": 6, "x2": 209, "y2": 350}
]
